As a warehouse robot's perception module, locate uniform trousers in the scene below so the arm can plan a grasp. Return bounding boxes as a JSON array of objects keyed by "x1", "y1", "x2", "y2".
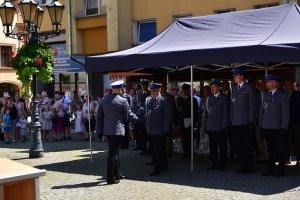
[
  {"x1": 150, "y1": 135, "x2": 168, "y2": 173},
  {"x1": 262, "y1": 129, "x2": 288, "y2": 175},
  {"x1": 232, "y1": 125, "x2": 254, "y2": 171},
  {"x1": 181, "y1": 127, "x2": 192, "y2": 158},
  {"x1": 207, "y1": 131, "x2": 228, "y2": 168},
  {"x1": 121, "y1": 122, "x2": 129, "y2": 149},
  {"x1": 106, "y1": 135, "x2": 123, "y2": 182},
  {"x1": 290, "y1": 123, "x2": 300, "y2": 161},
  {"x1": 140, "y1": 123, "x2": 149, "y2": 153}
]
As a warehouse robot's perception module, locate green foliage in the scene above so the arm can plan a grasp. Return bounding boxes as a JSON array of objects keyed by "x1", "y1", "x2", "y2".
[{"x1": 11, "y1": 43, "x2": 55, "y2": 97}]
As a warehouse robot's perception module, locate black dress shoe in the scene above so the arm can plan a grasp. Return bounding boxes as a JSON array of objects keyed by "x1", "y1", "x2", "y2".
[
  {"x1": 107, "y1": 180, "x2": 120, "y2": 185},
  {"x1": 150, "y1": 171, "x2": 160, "y2": 176},
  {"x1": 243, "y1": 169, "x2": 254, "y2": 174},
  {"x1": 207, "y1": 166, "x2": 218, "y2": 171},
  {"x1": 118, "y1": 175, "x2": 127, "y2": 180},
  {"x1": 146, "y1": 161, "x2": 154, "y2": 165},
  {"x1": 262, "y1": 171, "x2": 275, "y2": 176},
  {"x1": 219, "y1": 166, "x2": 227, "y2": 172},
  {"x1": 236, "y1": 168, "x2": 246, "y2": 174},
  {"x1": 140, "y1": 152, "x2": 146, "y2": 155}
]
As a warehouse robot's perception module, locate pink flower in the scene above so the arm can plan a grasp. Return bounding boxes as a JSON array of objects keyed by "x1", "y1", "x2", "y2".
[
  {"x1": 10, "y1": 51, "x2": 15, "y2": 57},
  {"x1": 35, "y1": 59, "x2": 43, "y2": 66},
  {"x1": 54, "y1": 49, "x2": 58, "y2": 56}
]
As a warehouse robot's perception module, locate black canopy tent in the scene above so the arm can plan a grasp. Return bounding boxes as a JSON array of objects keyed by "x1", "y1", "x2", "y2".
[{"x1": 85, "y1": 3, "x2": 300, "y2": 171}]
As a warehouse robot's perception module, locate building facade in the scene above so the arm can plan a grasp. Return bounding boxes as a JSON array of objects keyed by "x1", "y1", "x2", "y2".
[{"x1": 0, "y1": 0, "x2": 23, "y2": 97}]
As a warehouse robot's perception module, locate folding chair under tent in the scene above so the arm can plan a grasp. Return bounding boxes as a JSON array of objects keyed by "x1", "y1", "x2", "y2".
[{"x1": 85, "y1": 3, "x2": 300, "y2": 172}]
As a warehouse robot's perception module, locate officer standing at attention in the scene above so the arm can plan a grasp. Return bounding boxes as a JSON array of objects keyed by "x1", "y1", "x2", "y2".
[
  {"x1": 260, "y1": 74, "x2": 289, "y2": 177},
  {"x1": 121, "y1": 87, "x2": 132, "y2": 149},
  {"x1": 96, "y1": 80, "x2": 143, "y2": 184},
  {"x1": 231, "y1": 69, "x2": 256, "y2": 174},
  {"x1": 138, "y1": 79, "x2": 151, "y2": 155},
  {"x1": 204, "y1": 80, "x2": 229, "y2": 171},
  {"x1": 177, "y1": 84, "x2": 199, "y2": 159},
  {"x1": 145, "y1": 83, "x2": 170, "y2": 176}
]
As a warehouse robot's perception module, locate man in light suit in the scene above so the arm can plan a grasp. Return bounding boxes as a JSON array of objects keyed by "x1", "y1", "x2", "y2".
[
  {"x1": 96, "y1": 80, "x2": 143, "y2": 184},
  {"x1": 231, "y1": 69, "x2": 256, "y2": 174},
  {"x1": 204, "y1": 80, "x2": 229, "y2": 171},
  {"x1": 261, "y1": 74, "x2": 289, "y2": 177},
  {"x1": 145, "y1": 83, "x2": 170, "y2": 176}
]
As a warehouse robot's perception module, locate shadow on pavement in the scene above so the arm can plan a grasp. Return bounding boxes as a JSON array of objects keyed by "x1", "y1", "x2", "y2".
[{"x1": 35, "y1": 148, "x2": 300, "y2": 196}]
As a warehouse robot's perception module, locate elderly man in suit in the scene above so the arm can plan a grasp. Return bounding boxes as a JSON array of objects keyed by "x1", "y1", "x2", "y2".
[
  {"x1": 97, "y1": 80, "x2": 143, "y2": 184},
  {"x1": 177, "y1": 84, "x2": 199, "y2": 159},
  {"x1": 231, "y1": 69, "x2": 256, "y2": 174},
  {"x1": 260, "y1": 74, "x2": 289, "y2": 177},
  {"x1": 204, "y1": 80, "x2": 229, "y2": 171},
  {"x1": 161, "y1": 82, "x2": 177, "y2": 157},
  {"x1": 145, "y1": 83, "x2": 170, "y2": 176}
]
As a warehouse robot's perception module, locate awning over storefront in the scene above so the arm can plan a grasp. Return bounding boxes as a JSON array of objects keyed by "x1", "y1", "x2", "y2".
[{"x1": 86, "y1": 3, "x2": 300, "y2": 73}]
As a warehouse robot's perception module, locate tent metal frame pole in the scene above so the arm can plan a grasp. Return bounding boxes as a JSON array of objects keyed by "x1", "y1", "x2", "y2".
[
  {"x1": 167, "y1": 72, "x2": 169, "y2": 92},
  {"x1": 190, "y1": 65, "x2": 194, "y2": 173},
  {"x1": 86, "y1": 73, "x2": 93, "y2": 163}
]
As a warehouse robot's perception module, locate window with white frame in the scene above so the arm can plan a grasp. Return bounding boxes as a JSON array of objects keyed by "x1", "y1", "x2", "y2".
[
  {"x1": 36, "y1": 0, "x2": 52, "y2": 6},
  {"x1": 254, "y1": 3, "x2": 279, "y2": 9},
  {"x1": 86, "y1": 0, "x2": 100, "y2": 16},
  {"x1": 1, "y1": 46, "x2": 12, "y2": 67},
  {"x1": 214, "y1": 8, "x2": 236, "y2": 14},
  {"x1": 134, "y1": 21, "x2": 157, "y2": 45}
]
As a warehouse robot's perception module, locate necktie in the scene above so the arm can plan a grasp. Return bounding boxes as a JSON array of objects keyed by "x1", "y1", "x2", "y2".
[
  {"x1": 238, "y1": 85, "x2": 240, "y2": 90},
  {"x1": 269, "y1": 92, "x2": 272, "y2": 97}
]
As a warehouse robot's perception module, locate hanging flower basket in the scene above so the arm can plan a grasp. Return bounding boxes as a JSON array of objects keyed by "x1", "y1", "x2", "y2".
[{"x1": 11, "y1": 43, "x2": 55, "y2": 97}]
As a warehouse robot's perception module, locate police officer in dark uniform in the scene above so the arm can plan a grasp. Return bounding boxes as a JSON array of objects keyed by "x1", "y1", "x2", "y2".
[
  {"x1": 260, "y1": 74, "x2": 289, "y2": 177},
  {"x1": 177, "y1": 84, "x2": 199, "y2": 159},
  {"x1": 96, "y1": 80, "x2": 143, "y2": 184},
  {"x1": 204, "y1": 80, "x2": 229, "y2": 171},
  {"x1": 121, "y1": 87, "x2": 132, "y2": 149},
  {"x1": 137, "y1": 79, "x2": 151, "y2": 155},
  {"x1": 231, "y1": 69, "x2": 256, "y2": 174},
  {"x1": 161, "y1": 82, "x2": 177, "y2": 157},
  {"x1": 145, "y1": 83, "x2": 170, "y2": 176},
  {"x1": 222, "y1": 80, "x2": 235, "y2": 161}
]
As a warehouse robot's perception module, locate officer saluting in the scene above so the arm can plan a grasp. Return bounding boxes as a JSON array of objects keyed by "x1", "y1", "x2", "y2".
[
  {"x1": 231, "y1": 69, "x2": 256, "y2": 174},
  {"x1": 260, "y1": 74, "x2": 289, "y2": 177},
  {"x1": 96, "y1": 80, "x2": 143, "y2": 184},
  {"x1": 204, "y1": 80, "x2": 229, "y2": 171},
  {"x1": 145, "y1": 83, "x2": 170, "y2": 176}
]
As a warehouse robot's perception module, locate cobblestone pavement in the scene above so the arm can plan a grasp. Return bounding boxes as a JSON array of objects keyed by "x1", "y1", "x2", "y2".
[{"x1": 1, "y1": 134, "x2": 300, "y2": 200}]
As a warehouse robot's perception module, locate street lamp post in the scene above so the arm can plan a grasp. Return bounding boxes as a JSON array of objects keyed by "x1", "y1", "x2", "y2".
[{"x1": 0, "y1": 0, "x2": 65, "y2": 158}]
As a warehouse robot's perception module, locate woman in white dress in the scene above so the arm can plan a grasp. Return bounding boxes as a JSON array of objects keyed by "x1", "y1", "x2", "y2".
[{"x1": 75, "y1": 104, "x2": 85, "y2": 141}]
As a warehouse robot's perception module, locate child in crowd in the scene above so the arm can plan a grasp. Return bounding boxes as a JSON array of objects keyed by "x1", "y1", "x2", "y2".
[
  {"x1": 75, "y1": 104, "x2": 84, "y2": 141},
  {"x1": 19, "y1": 113, "x2": 28, "y2": 143},
  {"x1": 2, "y1": 108, "x2": 11, "y2": 144},
  {"x1": 42, "y1": 104, "x2": 53, "y2": 141}
]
